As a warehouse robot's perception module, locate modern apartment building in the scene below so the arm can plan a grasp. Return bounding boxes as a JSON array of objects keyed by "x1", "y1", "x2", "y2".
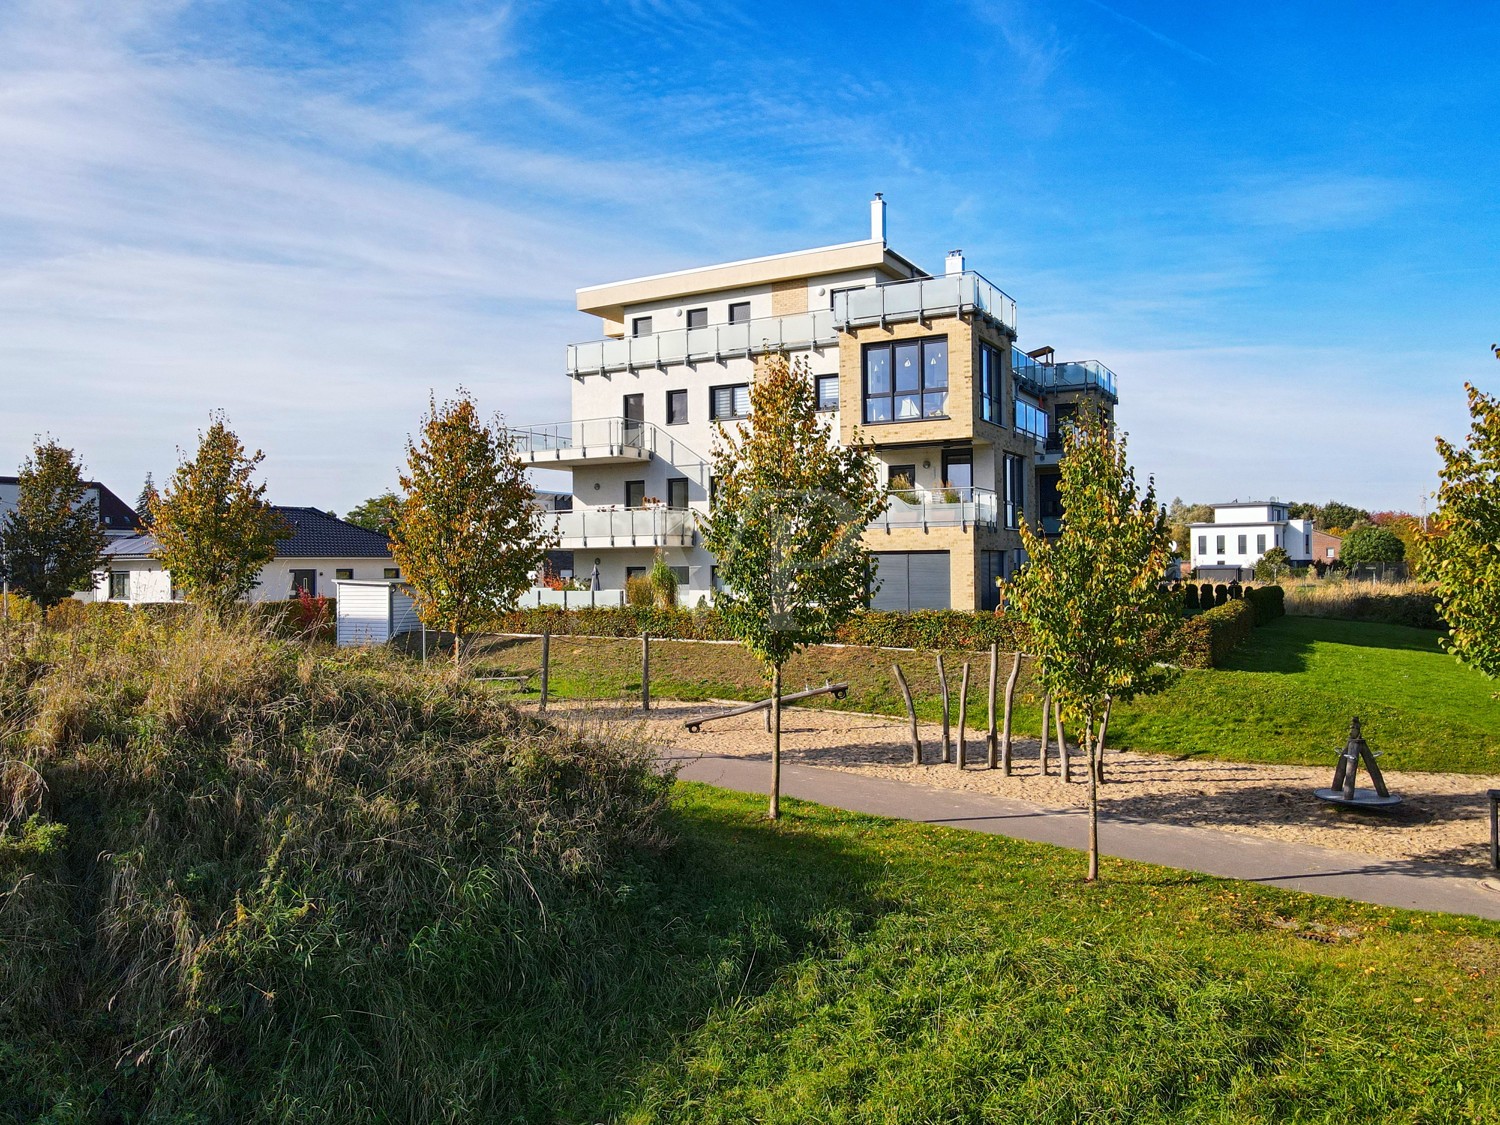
[
  {"x1": 1188, "y1": 501, "x2": 1314, "y2": 576},
  {"x1": 509, "y1": 198, "x2": 1120, "y2": 611}
]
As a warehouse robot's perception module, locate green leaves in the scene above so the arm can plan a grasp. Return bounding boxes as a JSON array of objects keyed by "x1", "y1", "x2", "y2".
[
  {"x1": 700, "y1": 355, "x2": 885, "y2": 671},
  {"x1": 1426, "y1": 382, "x2": 1500, "y2": 678},
  {"x1": 0, "y1": 440, "x2": 106, "y2": 611},
  {"x1": 391, "y1": 391, "x2": 557, "y2": 646}
]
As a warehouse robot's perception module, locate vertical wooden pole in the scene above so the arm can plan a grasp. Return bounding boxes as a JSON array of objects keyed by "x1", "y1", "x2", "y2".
[
  {"x1": 1040, "y1": 692, "x2": 1052, "y2": 775},
  {"x1": 1055, "y1": 700, "x2": 1071, "y2": 784},
  {"x1": 1095, "y1": 696, "x2": 1113, "y2": 784},
  {"x1": 1000, "y1": 651, "x2": 1021, "y2": 776},
  {"x1": 641, "y1": 632, "x2": 650, "y2": 712},
  {"x1": 956, "y1": 662, "x2": 970, "y2": 769},
  {"x1": 539, "y1": 628, "x2": 550, "y2": 713},
  {"x1": 937, "y1": 652, "x2": 951, "y2": 764},
  {"x1": 1086, "y1": 711, "x2": 1100, "y2": 881},
  {"x1": 769, "y1": 663, "x2": 782, "y2": 819},
  {"x1": 895, "y1": 664, "x2": 921, "y2": 765},
  {"x1": 986, "y1": 643, "x2": 999, "y2": 770}
]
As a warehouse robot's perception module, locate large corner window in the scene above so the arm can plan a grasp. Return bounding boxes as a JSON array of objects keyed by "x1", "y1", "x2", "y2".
[
  {"x1": 1003, "y1": 454, "x2": 1025, "y2": 530},
  {"x1": 710, "y1": 383, "x2": 750, "y2": 420},
  {"x1": 980, "y1": 342, "x2": 1004, "y2": 424},
  {"x1": 863, "y1": 337, "x2": 948, "y2": 424}
]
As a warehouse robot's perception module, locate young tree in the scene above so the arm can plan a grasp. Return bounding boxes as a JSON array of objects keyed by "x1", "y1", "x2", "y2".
[
  {"x1": 1426, "y1": 382, "x2": 1500, "y2": 677},
  {"x1": 344, "y1": 491, "x2": 403, "y2": 536},
  {"x1": 135, "y1": 472, "x2": 159, "y2": 527},
  {"x1": 1165, "y1": 497, "x2": 1213, "y2": 558},
  {"x1": 1254, "y1": 546, "x2": 1291, "y2": 582},
  {"x1": 1314, "y1": 500, "x2": 1371, "y2": 534},
  {"x1": 1007, "y1": 406, "x2": 1177, "y2": 881},
  {"x1": 701, "y1": 354, "x2": 884, "y2": 819},
  {"x1": 150, "y1": 415, "x2": 286, "y2": 610},
  {"x1": 0, "y1": 440, "x2": 106, "y2": 611},
  {"x1": 391, "y1": 391, "x2": 556, "y2": 661},
  {"x1": 1339, "y1": 525, "x2": 1406, "y2": 566}
]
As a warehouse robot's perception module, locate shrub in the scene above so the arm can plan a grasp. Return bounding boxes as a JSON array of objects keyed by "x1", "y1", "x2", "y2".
[
  {"x1": 1341, "y1": 525, "x2": 1406, "y2": 566},
  {"x1": 1213, "y1": 583, "x2": 1229, "y2": 607},
  {"x1": 625, "y1": 574, "x2": 655, "y2": 607},
  {"x1": 1199, "y1": 582, "x2": 1214, "y2": 608},
  {"x1": 1184, "y1": 584, "x2": 1200, "y2": 612},
  {"x1": 1244, "y1": 584, "x2": 1286, "y2": 625},
  {"x1": 648, "y1": 554, "x2": 679, "y2": 609},
  {"x1": 1175, "y1": 599, "x2": 1256, "y2": 668}
]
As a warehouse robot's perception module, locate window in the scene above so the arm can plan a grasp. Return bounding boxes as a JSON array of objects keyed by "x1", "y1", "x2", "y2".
[
  {"x1": 1215, "y1": 536, "x2": 1225, "y2": 554},
  {"x1": 1003, "y1": 454, "x2": 1025, "y2": 529},
  {"x1": 1014, "y1": 398, "x2": 1048, "y2": 440},
  {"x1": 290, "y1": 570, "x2": 317, "y2": 597},
  {"x1": 728, "y1": 301, "x2": 751, "y2": 324},
  {"x1": 625, "y1": 480, "x2": 646, "y2": 508},
  {"x1": 886, "y1": 463, "x2": 916, "y2": 492},
  {"x1": 708, "y1": 475, "x2": 719, "y2": 508},
  {"x1": 108, "y1": 571, "x2": 128, "y2": 600},
  {"x1": 863, "y1": 336, "x2": 947, "y2": 424},
  {"x1": 670, "y1": 565, "x2": 689, "y2": 585},
  {"x1": 1238, "y1": 534, "x2": 1247, "y2": 554},
  {"x1": 711, "y1": 565, "x2": 723, "y2": 592},
  {"x1": 829, "y1": 285, "x2": 860, "y2": 311},
  {"x1": 667, "y1": 477, "x2": 689, "y2": 510},
  {"x1": 1326, "y1": 547, "x2": 1336, "y2": 558},
  {"x1": 666, "y1": 388, "x2": 688, "y2": 425},
  {"x1": 816, "y1": 374, "x2": 839, "y2": 411},
  {"x1": 942, "y1": 448, "x2": 973, "y2": 491},
  {"x1": 631, "y1": 316, "x2": 652, "y2": 337},
  {"x1": 1198, "y1": 535, "x2": 1207, "y2": 556},
  {"x1": 980, "y1": 342, "x2": 1004, "y2": 424},
  {"x1": 1256, "y1": 534, "x2": 1266, "y2": 555},
  {"x1": 710, "y1": 383, "x2": 750, "y2": 420},
  {"x1": 384, "y1": 567, "x2": 400, "y2": 579},
  {"x1": 686, "y1": 307, "x2": 707, "y2": 329},
  {"x1": 626, "y1": 566, "x2": 647, "y2": 581},
  {"x1": 335, "y1": 568, "x2": 353, "y2": 580}
]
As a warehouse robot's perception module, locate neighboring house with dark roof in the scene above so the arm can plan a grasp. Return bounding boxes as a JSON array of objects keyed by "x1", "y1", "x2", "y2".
[
  {"x1": 0, "y1": 475, "x2": 145, "y2": 539},
  {"x1": 93, "y1": 506, "x2": 396, "y2": 604}
]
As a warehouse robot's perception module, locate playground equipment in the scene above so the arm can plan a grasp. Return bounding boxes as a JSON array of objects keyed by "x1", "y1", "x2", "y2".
[
  {"x1": 1314, "y1": 717, "x2": 1402, "y2": 809},
  {"x1": 684, "y1": 682, "x2": 849, "y2": 733}
]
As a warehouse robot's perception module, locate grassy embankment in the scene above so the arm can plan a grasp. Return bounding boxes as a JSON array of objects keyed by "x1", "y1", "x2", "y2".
[
  {"x1": 472, "y1": 614, "x2": 1500, "y2": 774},
  {"x1": 7, "y1": 610, "x2": 1500, "y2": 1121}
]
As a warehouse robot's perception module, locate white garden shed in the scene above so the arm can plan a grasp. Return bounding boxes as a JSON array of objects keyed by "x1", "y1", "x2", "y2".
[{"x1": 335, "y1": 580, "x2": 419, "y2": 647}]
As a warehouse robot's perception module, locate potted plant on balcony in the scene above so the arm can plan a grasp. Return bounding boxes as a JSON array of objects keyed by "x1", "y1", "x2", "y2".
[
  {"x1": 939, "y1": 480, "x2": 962, "y2": 505},
  {"x1": 887, "y1": 472, "x2": 919, "y2": 505}
]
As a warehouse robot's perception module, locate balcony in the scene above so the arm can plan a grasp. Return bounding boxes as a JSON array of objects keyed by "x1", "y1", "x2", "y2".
[
  {"x1": 834, "y1": 271, "x2": 1017, "y2": 337},
  {"x1": 567, "y1": 310, "x2": 838, "y2": 377},
  {"x1": 549, "y1": 506, "x2": 697, "y2": 550},
  {"x1": 1012, "y1": 350, "x2": 1119, "y2": 402},
  {"x1": 505, "y1": 417, "x2": 654, "y2": 466},
  {"x1": 870, "y1": 487, "x2": 999, "y2": 534}
]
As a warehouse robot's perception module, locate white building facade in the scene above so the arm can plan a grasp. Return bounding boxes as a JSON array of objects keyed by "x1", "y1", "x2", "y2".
[
  {"x1": 510, "y1": 198, "x2": 1124, "y2": 612},
  {"x1": 1188, "y1": 501, "x2": 1314, "y2": 574}
]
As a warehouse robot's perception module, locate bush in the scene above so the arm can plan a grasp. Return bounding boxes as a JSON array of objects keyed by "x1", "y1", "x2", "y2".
[
  {"x1": 625, "y1": 574, "x2": 655, "y2": 607},
  {"x1": 1183, "y1": 584, "x2": 1200, "y2": 612},
  {"x1": 1244, "y1": 584, "x2": 1286, "y2": 625},
  {"x1": 1175, "y1": 599, "x2": 1256, "y2": 668},
  {"x1": 648, "y1": 555, "x2": 679, "y2": 609},
  {"x1": 1199, "y1": 582, "x2": 1214, "y2": 609},
  {"x1": 1341, "y1": 525, "x2": 1406, "y2": 566}
]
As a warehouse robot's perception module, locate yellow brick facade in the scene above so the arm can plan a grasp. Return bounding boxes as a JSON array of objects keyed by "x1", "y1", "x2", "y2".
[
  {"x1": 771, "y1": 278, "x2": 809, "y2": 316},
  {"x1": 837, "y1": 315, "x2": 975, "y2": 447}
]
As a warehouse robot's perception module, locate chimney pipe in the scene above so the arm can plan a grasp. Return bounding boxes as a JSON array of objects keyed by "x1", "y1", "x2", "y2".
[
  {"x1": 945, "y1": 249, "x2": 965, "y2": 276},
  {"x1": 870, "y1": 193, "x2": 886, "y2": 243}
]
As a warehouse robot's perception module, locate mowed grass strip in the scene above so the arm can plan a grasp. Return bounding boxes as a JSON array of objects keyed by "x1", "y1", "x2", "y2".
[
  {"x1": 471, "y1": 615, "x2": 1500, "y2": 774},
  {"x1": 611, "y1": 784, "x2": 1500, "y2": 1123}
]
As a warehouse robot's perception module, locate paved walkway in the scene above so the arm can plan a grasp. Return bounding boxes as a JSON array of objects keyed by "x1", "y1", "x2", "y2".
[{"x1": 669, "y1": 752, "x2": 1500, "y2": 920}]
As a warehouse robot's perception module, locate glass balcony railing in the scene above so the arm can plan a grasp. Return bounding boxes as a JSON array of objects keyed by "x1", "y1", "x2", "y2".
[
  {"x1": 567, "y1": 310, "x2": 838, "y2": 376},
  {"x1": 505, "y1": 417, "x2": 711, "y2": 472},
  {"x1": 833, "y1": 271, "x2": 1017, "y2": 336},
  {"x1": 547, "y1": 506, "x2": 697, "y2": 549},
  {"x1": 872, "y1": 487, "x2": 999, "y2": 532},
  {"x1": 1012, "y1": 349, "x2": 1119, "y2": 401}
]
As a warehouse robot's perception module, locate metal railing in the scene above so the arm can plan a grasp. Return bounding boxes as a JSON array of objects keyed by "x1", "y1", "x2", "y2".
[
  {"x1": 567, "y1": 310, "x2": 839, "y2": 376},
  {"x1": 872, "y1": 487, "x2": 999, "y2": 533},
  {"x1": 507, "y1": 415, "x2": 655, "y2": 459},
  {"x1": 1012, "y1": 349, "x2": 1119, "y2": 401},
  {"x1": 547, "y1": 506, "x2": 697, "y2": 549},
  {"x1": 834, "y1": 270, "x2": 1017, "y2": 336}
]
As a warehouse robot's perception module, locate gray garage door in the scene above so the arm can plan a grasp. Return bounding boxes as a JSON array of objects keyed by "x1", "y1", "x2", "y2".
[{"x1": 870, "y1": 551, "x2": 951, "y2": 611}]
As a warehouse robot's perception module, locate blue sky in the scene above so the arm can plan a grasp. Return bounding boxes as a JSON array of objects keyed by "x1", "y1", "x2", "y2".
[{"x1": 1, "y1": 0, "x2": 1495, "y2": 514}]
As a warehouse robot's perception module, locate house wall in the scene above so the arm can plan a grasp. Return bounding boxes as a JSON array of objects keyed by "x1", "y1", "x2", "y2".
[
  {"x1": 93, "y1": 556, "x2": 397, "y2": 604},
  {"x1": 1188, "y1": 519, "x2": 1313, "y2": 569}
]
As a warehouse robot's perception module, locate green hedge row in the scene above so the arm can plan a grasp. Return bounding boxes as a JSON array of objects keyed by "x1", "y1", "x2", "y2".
[
  {"x1": 1175, "y1": 599, "x2": 1256, "y2": 669},
  {"x1": 1244, "y1": 585, "x2": 1286, "y2": 625}
]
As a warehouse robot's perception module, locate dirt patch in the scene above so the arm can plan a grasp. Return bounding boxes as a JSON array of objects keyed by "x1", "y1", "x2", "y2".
[{"x1": 538, "y1": 697, "x2": 1500, "y2": 871}]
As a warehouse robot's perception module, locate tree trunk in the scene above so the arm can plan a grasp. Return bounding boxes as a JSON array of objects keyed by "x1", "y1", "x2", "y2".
[
  {"x1": 1000, "y1": 652, "x2": 1021, "y2": 776},
  {"x1": 936, "y1": 652, "x2": 951, "y2": 764},
  {"x1": 894, "y1": 664, "x2": 921, "y2": 765},
  {"x1": 1055, "y1": 700, "x2": 1071, "y2": 784},
  {"x1": 1086, "y1": 709, "x2": 1100, "y2": 882},
  {"x1": 956, "y1": 662, "x2": 970, "y2": 769},
  {"x1": 769, "y1": 663, "x2": 782, "y2": 819},
  {"x1": 451, "y1": 623, "x2": 462, "y2": 665},
  {"x1": 986, "y1": 643, "x2": 999, "y2": 770},
  {"x1": 1040, "y1": 692, "x2": 1051, "y2": 775}
]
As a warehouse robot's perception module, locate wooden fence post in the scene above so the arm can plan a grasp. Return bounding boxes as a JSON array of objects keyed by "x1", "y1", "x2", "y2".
[
  {"x1": 641, "y1": 632, "x2": 650, "y2": 712},
  {"x1": 539, "y1": 628, "x2": 551, "y2": 713},
  {"x1": 1095, "y1": 696, "x2": 1114, "y2": 784},
  {"x1": 1040, "y1": 692, "x2": 1052, "y2": 775},
  {"x1": 956, "y1": 662, "x2": 970, "y2": 769},
  {"x1": 1000, "y1": 651, "x2": 1021, "y2": 776},
  {"x1": 1055, "y1": 699, "x2": 1071, "y2": 784},
  {"x1": 986, "y1": 643, "x2": 999, "y2": 770},
  {"x1": 937, "y1": 652, "x2": 951, "y2": 764},
  {"x1": 894, "y1": 664, "x2": 921, "y2": 766}
]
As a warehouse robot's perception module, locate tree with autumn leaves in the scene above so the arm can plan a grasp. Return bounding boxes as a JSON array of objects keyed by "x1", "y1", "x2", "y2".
[
  {"x1": 0, "y1": 439, "x2": 107, "y2": 611},
  {"x1": 391, "y1": 391, "x2": 556, "y2": 660},
  {"x1": 1007, "y1": 405, "x2": 1177, "y2": 881},
  {"x1": 701, "y1": 354, "x2": 885, "y2": 819}
]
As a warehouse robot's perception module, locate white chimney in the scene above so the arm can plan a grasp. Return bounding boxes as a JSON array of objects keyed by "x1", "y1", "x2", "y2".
[
  {"x1": 870, "y1": 193, "x2": 886, "y2": 243},
  {"x1": 945, "y1": 249, "x2": 965, "y2": 276}
]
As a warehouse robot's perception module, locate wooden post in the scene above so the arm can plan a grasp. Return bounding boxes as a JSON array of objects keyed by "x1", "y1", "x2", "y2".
[
  {"x1": 986, "y1": 643, "x2": 999, "y2": 770},
  {"x1": 769, "y1": 663, "x2": 782, "y2": 819},
  {"x1": 1095, "y1": 696, "x2": 1114, "y2": 784},
  {"x1": 1040, "y1": 692, "x2": 1051, "y2": 775},
  {"x1": 641, "y1": 632, "x2": 650, "y2": 712},
  {"x1": 937, "y1": 652, "x2": 951, "y2": 764},
  {"x1": 539, "y1": 628, "x2": 551, "y2": 713},
  {"x1": 1000, "y1": 651, "x2": 1021, "y2": 776},
  {"x1": 1055, "y1": 700, "x2": 1071, "y2": 784},
  {"x1": 956, "y1": 662, "x2": 970, "y2": 769},
  {"x1": 894, "y1": 664, "x2": 921, "y2": 766}
]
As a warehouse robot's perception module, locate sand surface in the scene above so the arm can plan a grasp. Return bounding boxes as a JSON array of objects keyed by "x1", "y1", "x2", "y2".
[{"x1": 540, "y1": 697, "x2": 1500, "y2": 871}]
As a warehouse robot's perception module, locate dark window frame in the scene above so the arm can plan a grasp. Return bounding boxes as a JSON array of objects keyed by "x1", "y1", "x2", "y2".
[
  {"x1": 709, "y1": 383, "x2": 751, "y2": 420},
  {"x1": 727, "y1": 301, "x2": 751, "y2": 324},
  {"x1": 108, "y1": 571, "x2": 128, "y2": 600},
  {"x1": 1238, "y1": 534, "x2": 1248, "y2": 554},
  {"x1": 886, "y1": 463, "x2": 917, "y2": 490},
  {"x1": 1003, "y1": 454, "x2": 1025, "y2": 530},
  {"x1": 941, "y1": 448, "x2": 973, "y2": 491},
  {"x1": 815, "y1": 373, "x2": 840, "y2": 411},
  {"x1": 686, "y1": 307, "x2": 708, "y2": 329},
  {"x1": 980, "y1": 341, "x2": 1004, "y2": 425},
  {"x1": 625, "y1": 480, "x2": 647, "y2": 509},
  {"x1": 862, "y1": 336, "x2": 949, "y2": 425},
  {"x1": 667, "y1": 477, "x2": 689, "y2": 510},
  {"x1": 290, "y1": 569, "x2": 317, "y2": 597},
  {"x1": 666, "y1": 388, "x2": 688, "y2": 425},
  {"x1": 631, "y1": 315, "x2": 652, "y2": 337},
  {"x1": 384, "y1": 567, "x2": 400, "y2": 579},
  {"x1": 335, "y1": 567, "x2": 353, "y2": 581}
]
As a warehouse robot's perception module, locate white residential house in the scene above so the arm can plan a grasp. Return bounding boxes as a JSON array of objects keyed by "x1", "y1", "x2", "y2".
[
  {"x1": 506, "y1": 196, "x2": 1124, "y2": 611},
  {"x1": 1188, "y1": 501, "x2": 1314, "y2": 575},
  {"x1": 94, "y1": 506, "x2": 399, "y2": 604}
]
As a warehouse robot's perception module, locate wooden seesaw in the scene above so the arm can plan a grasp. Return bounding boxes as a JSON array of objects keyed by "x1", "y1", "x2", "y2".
[{"x1": 684, "y1": 682, "x2": 850, "y2": 733}]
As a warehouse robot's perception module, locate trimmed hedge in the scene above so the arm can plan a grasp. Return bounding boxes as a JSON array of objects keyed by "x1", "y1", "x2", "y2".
[
  {"x1": 1175, "y1": 599, "x2": 1256, "y2": 669},
  {"x1": 1244, "y1": 585, "x2": 1286, "y2": 625}
]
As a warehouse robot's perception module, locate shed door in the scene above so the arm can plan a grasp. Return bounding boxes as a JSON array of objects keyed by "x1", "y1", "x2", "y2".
[{"x1": 870, "y1": 552, "x2": 950, "y2": 612}]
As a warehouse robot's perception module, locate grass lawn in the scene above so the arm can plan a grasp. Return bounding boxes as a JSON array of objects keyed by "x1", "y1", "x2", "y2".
[
  {"x1": 471, "y1": 615, "x2": 1500, "y2": 774},
  {"x1": 596, "y1": 783, "x2": 1500, "y2": 1122}
]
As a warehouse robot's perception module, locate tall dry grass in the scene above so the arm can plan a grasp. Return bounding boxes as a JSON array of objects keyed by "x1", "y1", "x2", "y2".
[{"x1": 1281, "y1": 579, "x2": 1442, "y2": 629}]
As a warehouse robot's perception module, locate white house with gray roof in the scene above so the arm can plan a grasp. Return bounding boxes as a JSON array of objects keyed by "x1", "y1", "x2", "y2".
[{"x1": 1188, "y1": 500, "x2": 1313, "y2": 574}]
